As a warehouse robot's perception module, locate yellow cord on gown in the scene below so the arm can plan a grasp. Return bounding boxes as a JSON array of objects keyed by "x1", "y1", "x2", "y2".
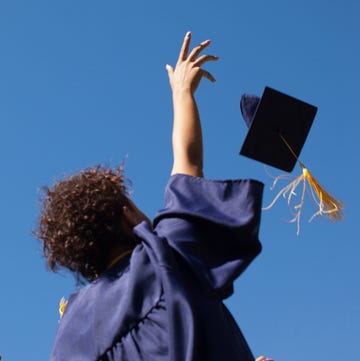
[
  {"x1": 58, "y1": 249, "x2": 133, "y2": 319},
  {"x1": 263, "y1": 133, "x2": 343, "y2": 235},
  {"x1": 106, "y1": 248, "x2": 133, "y2": 269},
  {"x1": 59, "y1": 297, "x2": 68, "y2": 319}
]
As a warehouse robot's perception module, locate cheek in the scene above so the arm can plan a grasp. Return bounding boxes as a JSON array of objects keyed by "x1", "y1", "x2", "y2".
[
  {"x1": 126, "y1": 200, "x2": 151, "y2": 226},
  {"x1": 135, "y1": 209, "x2": 151, "y2": 226}
]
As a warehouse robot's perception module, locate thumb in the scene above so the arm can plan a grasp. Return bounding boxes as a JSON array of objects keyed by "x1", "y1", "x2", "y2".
[{"x1": 165, "y1": 64, "x2": 174, "y2": 77}]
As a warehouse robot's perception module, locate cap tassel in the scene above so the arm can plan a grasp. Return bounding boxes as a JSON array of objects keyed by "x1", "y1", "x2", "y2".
[{"x1": 263, "y1": 133, "x2": 343, "y2": 235}]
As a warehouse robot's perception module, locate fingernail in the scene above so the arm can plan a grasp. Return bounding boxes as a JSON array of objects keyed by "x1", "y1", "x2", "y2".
[{"x1": 186, "y1": 31, "x2": 191, "y2": 37}]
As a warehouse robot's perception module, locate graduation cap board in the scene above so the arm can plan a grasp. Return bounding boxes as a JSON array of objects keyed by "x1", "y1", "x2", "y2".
[
  {"x1": 240, "y1": 86, "x2": 317, "y2": 172},
  {"x1": 239, "y1": 86, "x2": 343, "y2": 234}
]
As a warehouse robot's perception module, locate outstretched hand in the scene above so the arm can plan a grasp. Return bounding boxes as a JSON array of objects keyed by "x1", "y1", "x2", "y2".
[
  {"x1": 167, "y1": 32, "x2": 218, "y2": 177},
  {"x1": 166, "y1": 31, "x2": 219, "y2": 95}
]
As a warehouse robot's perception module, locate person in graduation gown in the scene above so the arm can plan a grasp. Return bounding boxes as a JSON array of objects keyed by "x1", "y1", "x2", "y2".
[{"x1": 36, "y1": 32, "x2": 274, "y2": 361}]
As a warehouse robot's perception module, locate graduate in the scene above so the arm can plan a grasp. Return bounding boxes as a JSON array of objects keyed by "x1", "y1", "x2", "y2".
[{"x1": 36, "y1": 32, "x2": 274, "y2": 361}]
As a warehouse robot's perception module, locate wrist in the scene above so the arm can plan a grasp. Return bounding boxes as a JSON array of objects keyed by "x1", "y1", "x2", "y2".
[{"x1": 172, "y1": 88, "x2": 195, "y2": 105}]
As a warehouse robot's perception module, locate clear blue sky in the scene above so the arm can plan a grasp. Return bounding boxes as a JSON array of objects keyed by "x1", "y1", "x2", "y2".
[{"x1": 0, "y1": 1, "x2": 359, "y2": 360}]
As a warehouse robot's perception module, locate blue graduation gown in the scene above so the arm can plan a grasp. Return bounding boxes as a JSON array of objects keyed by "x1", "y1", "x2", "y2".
[{"x1": 50, "y1": 174, "x2": 264, "y2": 361}]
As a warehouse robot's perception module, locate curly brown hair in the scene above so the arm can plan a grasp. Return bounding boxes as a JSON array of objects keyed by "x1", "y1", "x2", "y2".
[{"x1": 36, "y1": 165, "x2": 135, "y2": 282}]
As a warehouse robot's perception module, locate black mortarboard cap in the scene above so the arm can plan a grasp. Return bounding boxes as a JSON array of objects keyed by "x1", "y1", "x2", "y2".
[{"x1": 240, "y1": 86, "x2": 318, "y2": 172}]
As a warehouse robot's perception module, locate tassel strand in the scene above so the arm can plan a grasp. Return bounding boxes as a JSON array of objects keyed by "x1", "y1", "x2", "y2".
[{"x1": 263, "y1": 133, "x2": 343, "y2": 234}]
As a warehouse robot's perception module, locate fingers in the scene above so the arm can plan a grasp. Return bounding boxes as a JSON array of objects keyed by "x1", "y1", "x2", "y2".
[
  {"x1": 202, "y1": 69, "x2": 216, "y2": 83},
  {"x1": 187, "y1": 39, "x2": 211, "y2": 62},
  {"x1": 177, "y1": 32, "x2": 217, "y2": 65},
  {"x1": 255, "y1": 357, "x2": 275, "y2": 361},
  {"x1": 193, "y1": 54, "x2": 219, "y2": 67},
  {"x1": 177, "y1": 31, "x2": 192, "y2": 63},
  {"x1": 168, "y1": 32, "x2": 218, "y2": 91},
  {"x1": 165, "y1": 64, "x2": 174, "y2": 87},
  {"x1": 165, "y1": 64, "x2": 174, "y2": 76}
]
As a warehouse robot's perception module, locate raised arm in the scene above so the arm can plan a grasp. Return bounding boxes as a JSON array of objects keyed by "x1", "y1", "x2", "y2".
[{"x1": 166, "y1": 32, "x2": 218, "y2": 177}]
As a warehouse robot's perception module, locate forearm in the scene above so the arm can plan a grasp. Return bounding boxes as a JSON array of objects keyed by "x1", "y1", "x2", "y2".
[
  {"x1": 166, "y1": 32, "x2": 217, "y2": 177},
  {"x1": 171, "y1": 90, "x2": 203, "y2": 177}
]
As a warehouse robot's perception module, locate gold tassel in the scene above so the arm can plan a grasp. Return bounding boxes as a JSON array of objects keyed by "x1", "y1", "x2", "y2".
[
  {"x1": 263, "y1": 134, "x2": 343, "y2": 235},
  {"x1": 302, "y1": 166, "x2": 343, "y2": 223}
]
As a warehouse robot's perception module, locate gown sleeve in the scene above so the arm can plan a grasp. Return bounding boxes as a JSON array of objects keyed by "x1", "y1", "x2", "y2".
[{"x1": 153, "y1": 174, "x2": 264, "y2": 299}]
